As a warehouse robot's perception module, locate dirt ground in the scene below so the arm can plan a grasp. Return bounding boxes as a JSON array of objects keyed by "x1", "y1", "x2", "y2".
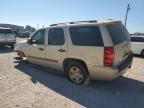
[{"x1": 0, "y1": 38, "x2": 144, "y2": 108}]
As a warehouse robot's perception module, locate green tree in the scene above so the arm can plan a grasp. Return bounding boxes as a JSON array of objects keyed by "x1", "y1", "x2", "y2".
[{"x1": 25, "y1": 25, "x2": 36, "y2": 33}]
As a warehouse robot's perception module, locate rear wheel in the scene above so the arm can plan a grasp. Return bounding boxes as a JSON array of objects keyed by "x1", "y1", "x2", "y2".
[
  {"x1": 65, "y1": 62, "x2": 89, "y2": 85},
  {"x1": 18, "y1": 52, "x2": 25, "y2": 57},
  {"x1": 141, "y1": 50, "x2": 144, "y2": 57},
  {"x1": 10, "y1": 45, "x2": 14, "y2": 49}
]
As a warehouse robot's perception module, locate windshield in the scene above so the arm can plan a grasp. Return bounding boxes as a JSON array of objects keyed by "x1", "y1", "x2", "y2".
[
  {"x1": 0, "y1": 29, "x2": 13, "y2": 34},
  {"x1": 106, "y1": 22, "x2": 129, "y2": 45}
]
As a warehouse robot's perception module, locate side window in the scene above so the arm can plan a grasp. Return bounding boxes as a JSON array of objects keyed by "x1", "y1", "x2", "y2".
[
  {"x1": 48, "y1": 28, "x2": 65, "y2": 45},
  {"x1": 31, "y1": 29, "x2": 45, "y2": 45},
  {"x1": 131, "y1": 37, "x2": 144, "y2": 42},
  {"x1": 69, "y1": 26, "x2": 103, "y2": 46}
]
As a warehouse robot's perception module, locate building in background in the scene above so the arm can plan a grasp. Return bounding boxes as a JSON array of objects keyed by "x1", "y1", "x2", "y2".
[
  {"x1": 130, "y1": 32, "x2": 144, "y2": 37},
  {"x1": 0, "y1": 23, "x2": 24, "y2": 33}
]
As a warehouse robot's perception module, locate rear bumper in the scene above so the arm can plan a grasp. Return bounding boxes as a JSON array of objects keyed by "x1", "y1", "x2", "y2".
[
  {"x1": 88, "y1": 53, "x2": 133, "y2": 81},
  {"x1": 116, "y1": 53, "x2": 133, "y2": 72}
]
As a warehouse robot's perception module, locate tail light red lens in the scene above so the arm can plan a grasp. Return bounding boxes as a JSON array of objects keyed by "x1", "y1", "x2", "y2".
[{"x1": 104, "y1": 47, "x2": 114, "y2": 67}]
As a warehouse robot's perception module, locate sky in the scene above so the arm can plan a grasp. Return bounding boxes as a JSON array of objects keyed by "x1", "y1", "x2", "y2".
[{"x1": 0, "y1": 0, "x2": 144, "y2": 33}]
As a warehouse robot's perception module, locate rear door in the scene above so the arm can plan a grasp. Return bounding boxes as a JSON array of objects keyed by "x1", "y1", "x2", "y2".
[
  {"x1": 68, "y1": 25, "x2": 104, "y2": 66},
  {"x1": 45, "y1": 27, "x2": 67, "y2": 71},
  {"x1": 106, "y1": 22, "x2": 131, "y2": 65}
]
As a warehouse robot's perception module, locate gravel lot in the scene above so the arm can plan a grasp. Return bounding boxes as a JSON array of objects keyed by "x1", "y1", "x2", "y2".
[{"x1": 0, "y1": 38, "x2": 144, "y2": 108}]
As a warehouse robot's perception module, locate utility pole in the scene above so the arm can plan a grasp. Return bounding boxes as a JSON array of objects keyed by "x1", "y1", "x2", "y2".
[{"x1": 124, "y1": 4, "x2": 131, "y2": 27}]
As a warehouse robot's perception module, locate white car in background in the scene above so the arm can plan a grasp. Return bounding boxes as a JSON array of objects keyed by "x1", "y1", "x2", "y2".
[
  {"x1": 131, "y1": 36, "x2": 144, "y2": 56},
  {"x1": 131, "y1": 32, "x2": 144, "y2": 37},
  {"x1": 0, "y1": 27, "x2": 16, "y2": 48}
]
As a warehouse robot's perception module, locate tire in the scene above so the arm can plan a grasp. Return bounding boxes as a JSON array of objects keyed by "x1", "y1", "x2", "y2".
[
  {"x1": 18, "y1": 52, "x2": 25, "y2": 58},
  {"x1": 141, "y1": 50, "x2": 144, "y2": 57},
  {"x1": 10, "y1": 45, "x2": 14, "y2": 49},
  {"x1": 65, "y1": 61, "x2": 89, "y2": 85}
]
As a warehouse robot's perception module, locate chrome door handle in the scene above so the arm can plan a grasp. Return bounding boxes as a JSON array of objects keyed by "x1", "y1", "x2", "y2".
[
  {"x1": 39, "y1": 48, "x2": 44, "y2": 51},
  {"x1": 58, "y1": 49, "x2": 66, "y2": 52}
]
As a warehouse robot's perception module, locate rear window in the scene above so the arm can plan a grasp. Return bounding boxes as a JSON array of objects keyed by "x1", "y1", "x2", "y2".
[
  {"x1": 69, "y1": 26, "x2": 103, "y2": 46},
  {"x1": 0, "y1": 29, "x2": 13, "y2": 34},
  {"x1": 106, "y1": 23, "x2": 129, "y2": 45}
]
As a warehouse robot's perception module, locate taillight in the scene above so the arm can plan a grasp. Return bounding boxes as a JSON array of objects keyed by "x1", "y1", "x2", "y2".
[{"x1": 104, "y1": 47, "x2": 114, "y2": 67}]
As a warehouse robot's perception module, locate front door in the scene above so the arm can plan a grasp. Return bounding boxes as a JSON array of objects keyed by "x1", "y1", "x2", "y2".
[
  {"x1": 28, "y1": 29, "x2": 46, "y2": 66},
  {"x1": 45, "y1": 27, "x2": 67, "y2": 71}
]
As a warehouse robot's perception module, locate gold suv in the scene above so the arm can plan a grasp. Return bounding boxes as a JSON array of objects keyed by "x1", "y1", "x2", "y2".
[{"x1": 14, "y1": 20, "x2": 133, "y2": 85}]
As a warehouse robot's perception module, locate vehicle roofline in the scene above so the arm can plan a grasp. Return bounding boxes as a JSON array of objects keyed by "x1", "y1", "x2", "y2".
[{"x1": 36, "y1": 19, "x2": 122, "y2": 30}]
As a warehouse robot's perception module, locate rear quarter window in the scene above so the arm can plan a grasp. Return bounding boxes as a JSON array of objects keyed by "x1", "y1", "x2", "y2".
[
  {"x1": 69, "y1": 26, "x2": 103, "y2": 46},
  {"x1": 106, "y1": 23, "x2": 129, "y2": 45}
]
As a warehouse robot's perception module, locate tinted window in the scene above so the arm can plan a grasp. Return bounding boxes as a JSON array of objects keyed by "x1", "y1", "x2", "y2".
[
  {"x1": 31, "y1": 29, "x2": 45, "y2": 45},
  {"x1": 48, "y1": 28, "x2": 65, "y2": 45},
  {"x1": 0, "y1": 29, "x2": 13, "y2": 34},
  {"x1": 106, "y1": 23, "x2": 129, "y2": 45},
  {"x1": 131, "y1": 37, "x2": 144, "y2": 42},
  {"x1": 69, "y1": 26, "x2": 103, "y2": 46}
]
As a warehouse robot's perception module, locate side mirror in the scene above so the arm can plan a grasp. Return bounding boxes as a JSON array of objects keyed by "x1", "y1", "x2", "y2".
[{"x1": 27, "y1": 38, "x2": 32, "y2": 44}]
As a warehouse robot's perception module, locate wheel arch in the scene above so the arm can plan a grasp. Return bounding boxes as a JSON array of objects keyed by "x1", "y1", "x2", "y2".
[
  {"x1": 141, "y1": 49, "x2": 144, "y2": 56},
  {"x1": 16, "y1": 50, "x2": 25, "y2": 57},
  {"x1": 63, "y1": 58, "x2": 89, "y2": 73}
]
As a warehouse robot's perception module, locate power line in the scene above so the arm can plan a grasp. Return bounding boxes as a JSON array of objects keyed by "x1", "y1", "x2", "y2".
[{"x1": 131, "y1": 13, "x2": 144, "y2": 26}]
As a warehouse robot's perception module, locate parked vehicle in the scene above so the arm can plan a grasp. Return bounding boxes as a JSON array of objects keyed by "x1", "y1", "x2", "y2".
[
  {"x1": 131, "y1": 36, "x2": 144, "y2": 56},
  {"x1": 132, "y1": 32, "x2": 144, "y2": 37},
  {"x1": 16, "y1": 31, "x2": 30, "y2": 38},
  {"x1": 14, "y1": 20, "x2": 133, "y2": 85},
  {"x1": 0, "y1": 27, "x2": 16, "y2": 48}
]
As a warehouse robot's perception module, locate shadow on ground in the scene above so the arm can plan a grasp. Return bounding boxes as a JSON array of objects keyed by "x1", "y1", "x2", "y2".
[
  {"x1": 0, "y1": 46, "x2": 13, "y2": 53},
  {"x1": 15, "y1": 60, "x2": 144, "y2": 108}
]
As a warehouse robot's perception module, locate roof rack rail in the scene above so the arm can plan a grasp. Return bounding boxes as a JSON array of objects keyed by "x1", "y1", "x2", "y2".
[
  {"x1": 50, "y1": 23, "x2": 66, "y2": 26},
  {"x1": 50, "y1": 24, "x2": 57, "y2": 26},
  {"x1": 69, "y1": 20, "x2": 97, "y2": 24},
  {"x1": 88, "y1": 20, "x2": 97, "y2": 23},
  {"x1": 50, "y1": 20, "x2": 98, "y2": 26}
]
